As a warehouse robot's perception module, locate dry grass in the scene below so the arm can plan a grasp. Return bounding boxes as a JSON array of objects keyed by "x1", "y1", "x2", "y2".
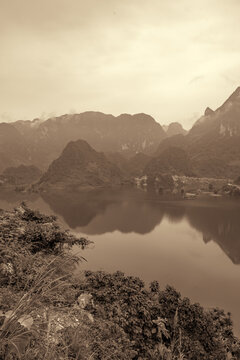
[{"x1": 0, "y1": 257, "x2": 71, "y2": 359}]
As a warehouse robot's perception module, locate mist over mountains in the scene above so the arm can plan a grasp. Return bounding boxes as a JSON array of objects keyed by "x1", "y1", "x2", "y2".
[{"x1": 1, "y1": 87, "x2": 240, "y2": 181}]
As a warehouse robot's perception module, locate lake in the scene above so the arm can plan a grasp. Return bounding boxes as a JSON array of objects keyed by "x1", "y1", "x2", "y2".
[{"x1": 1, "y1": 187, "x2": 240, "y2": 332}]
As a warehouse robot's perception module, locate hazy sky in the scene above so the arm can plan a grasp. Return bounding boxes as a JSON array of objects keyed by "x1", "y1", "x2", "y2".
[{"x1": 1, "y1": 0, "x2": 240, "y2": 129}]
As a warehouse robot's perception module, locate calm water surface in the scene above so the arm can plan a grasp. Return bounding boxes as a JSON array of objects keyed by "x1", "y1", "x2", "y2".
[{"x1": 1, "y1": 187, "x2": 240, "y2": 332}]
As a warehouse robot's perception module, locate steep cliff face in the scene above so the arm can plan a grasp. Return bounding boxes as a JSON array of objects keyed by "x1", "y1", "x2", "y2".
[
  {"x1": 186, "y1": 87, "x2": 240, "y2": 178},
  {"x1": 153, "y1": 87, "x2": 240, "y2": 178},
  {"x1": 38, "y1": 139, "x2": 123, "y2": 189},
  {"x1": 191, "y1": 87, "x2": 240, "y2": 138}
]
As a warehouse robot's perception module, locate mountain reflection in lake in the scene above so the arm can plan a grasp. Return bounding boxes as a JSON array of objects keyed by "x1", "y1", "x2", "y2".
[{"x1": 1, "y1": 187, "x2": 240, "y2": 332}]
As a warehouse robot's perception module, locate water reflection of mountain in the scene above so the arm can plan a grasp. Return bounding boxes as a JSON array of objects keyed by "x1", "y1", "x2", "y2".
[
  {"x1": 42, "y1": 189, "x2": 112, "y2": 228},
  {"x1": 41, "y1": 188, "x2": 165, "y2": 234},
  {"x1": 184, "y1": 204, "x2": 240, "y2": 264},
  {"x1": 41, "y1": 189, "x2": 240, "y2": 264},
  {"x1": 162, "y1": 201, "x2": 240, "y2": 265}
]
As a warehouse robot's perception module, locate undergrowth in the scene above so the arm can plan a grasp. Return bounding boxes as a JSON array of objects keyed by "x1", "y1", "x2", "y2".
[{"x1": 0, "y1": 203, "x2": 240, "y2": 359}]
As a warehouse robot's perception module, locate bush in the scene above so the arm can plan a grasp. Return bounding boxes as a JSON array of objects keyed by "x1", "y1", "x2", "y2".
[{"x1": 79, "y1": 272, "x2": 240, "y2": 359}]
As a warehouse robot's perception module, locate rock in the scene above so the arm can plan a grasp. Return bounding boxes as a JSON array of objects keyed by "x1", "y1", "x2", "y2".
[
  {"x1": 0, "y1": 262, "x2": 14, "y2": 275},
  {"x1": 204, "y1": 107, "x2": 214, "y2": 116},
  {"x1": 0, "y1": 310, "x2": 33, "y2": 330},
  {"x1": 77, "y1": 293, "x2": 94, "y2": 309}
]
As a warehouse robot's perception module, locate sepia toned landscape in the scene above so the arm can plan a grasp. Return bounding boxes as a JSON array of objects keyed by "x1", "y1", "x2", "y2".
[{"x1": 1, "y1": 1, "x2": 240, "y2": 359}]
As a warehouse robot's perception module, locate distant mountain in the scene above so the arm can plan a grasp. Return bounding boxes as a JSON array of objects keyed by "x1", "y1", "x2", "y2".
[
  {"x1": 38, "y1": 139, "x2": 123, "y2": 189},
  {"x1": 145, "y1": 146, "x2": 193, "y2": 179},
  {"x1": 153, "y1": 87, "x2": 240, "y2": 178},
  {"x1": 2, "y1": 88, "x2": 240, "y2": 180},
  {"x1": 0, "y1": 165, "x2": 42, "y2": 185},
  {"x1": 126, "y1": 152, "x2": 152, "y2": 176},
  {"x1": 204, "y1": 107, "x2": 214, "y2": 116},
  {"x1": 12, "y1": 118, "x2": 44, "y2": 136},
  {"x1": 187, "y1": 87, "x2": 240, "y2": 178},
  {"x1": 155, "y1": 134, "x2": 187, "y2": 156},
  {"x1": 163, "y1": 122, "x2": 187, "y2": 137},
  {"x1": 106, "y1": 151, "x2": 152, "y2": 177},
  {"x1": 190, "y1": 87, "x2": 240, "y2": 137},
  {"x1": 105, "y1": 152, "x2": 129, "y2": 175},
  {"x1": 9, "y1": 112, "x2": 166, "y2": 171},
  {"x1": 0, "y1": 123, "x2": 31, "y2": 173}
]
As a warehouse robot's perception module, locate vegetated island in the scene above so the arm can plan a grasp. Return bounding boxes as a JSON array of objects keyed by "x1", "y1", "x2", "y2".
[{"x1": 0, "y1": 204, "x2": 240, "y2": 359}]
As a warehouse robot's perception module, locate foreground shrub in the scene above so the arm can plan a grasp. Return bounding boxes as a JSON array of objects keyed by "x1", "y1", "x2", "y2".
[{"x1": 80, "y1": 271, "x2": 240, "y2": 359}]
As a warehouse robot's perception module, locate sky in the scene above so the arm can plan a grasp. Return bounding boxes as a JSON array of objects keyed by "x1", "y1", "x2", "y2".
[{"x1": 1, "y1": 0, "x2": 240, "y2": 129}]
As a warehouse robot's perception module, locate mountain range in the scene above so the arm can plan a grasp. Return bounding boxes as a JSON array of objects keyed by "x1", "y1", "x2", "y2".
[
  {"x1": 1, "y1": 112, "x2": 167, "y2": 173},
  {"x1": 0, "y1": 113, "x2": 188, "y2": 173},
  {"x1": 1, "y1": 87, "x2": 240, "y2": 181}
]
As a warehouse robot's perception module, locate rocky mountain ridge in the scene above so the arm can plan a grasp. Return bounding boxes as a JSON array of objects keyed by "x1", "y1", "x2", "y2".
[
  {"x1": 0, "y1": 112, "x2": 168, "y2": 173},
  {"x1": 1, "y1": 87, "x2": 240, "y2": 180},
  {"x1": 15, "y1": 112, "x2": 166, "y2": 169}
]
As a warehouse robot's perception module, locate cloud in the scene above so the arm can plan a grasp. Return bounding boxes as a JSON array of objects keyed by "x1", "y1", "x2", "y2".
[{"x1": 0, "y1": 0, "x2": 240, "y2": 127}]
